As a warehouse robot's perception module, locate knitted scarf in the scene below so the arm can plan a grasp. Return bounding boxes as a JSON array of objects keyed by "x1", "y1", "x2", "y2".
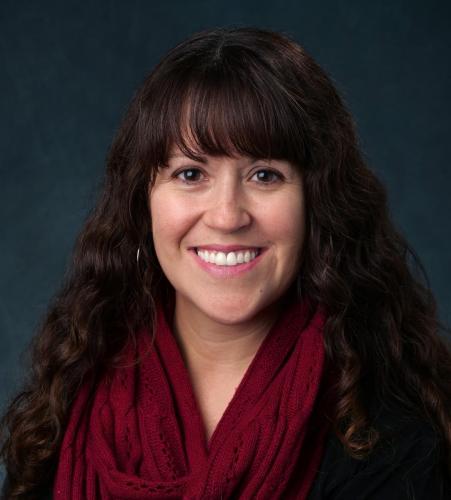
[{"x1": 54, "y1": 296, "x2": 332, "y2": 499}]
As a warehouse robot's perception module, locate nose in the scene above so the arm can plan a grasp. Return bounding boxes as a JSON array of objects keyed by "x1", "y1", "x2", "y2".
[{"x1": 202, "y1": 177, "x2": 252, "y2": 233}]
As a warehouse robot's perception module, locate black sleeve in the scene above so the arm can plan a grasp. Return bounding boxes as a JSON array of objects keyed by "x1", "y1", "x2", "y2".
[{"x1": 309, "y1": 420, "x2": 450, "y2": 500}]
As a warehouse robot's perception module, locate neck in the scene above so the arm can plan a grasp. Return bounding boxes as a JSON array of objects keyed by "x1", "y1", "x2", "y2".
[{"x1": 173, "y1": 297, "x2": 282, "y2": 374}]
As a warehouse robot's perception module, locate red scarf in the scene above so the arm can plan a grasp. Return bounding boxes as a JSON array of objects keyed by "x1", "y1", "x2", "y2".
[{"x1": 54, "y1": 296, "x2": 332, "y2": 499}]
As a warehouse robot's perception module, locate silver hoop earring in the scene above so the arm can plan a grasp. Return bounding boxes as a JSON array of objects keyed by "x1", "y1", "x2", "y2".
[{"x1": 136, "y1": 246, "x2": 141, "y2": 264}]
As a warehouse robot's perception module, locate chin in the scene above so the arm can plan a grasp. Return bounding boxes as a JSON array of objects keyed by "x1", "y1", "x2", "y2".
[{"x1": 197, "y1": 294, "x2": 269, "y2": 325}]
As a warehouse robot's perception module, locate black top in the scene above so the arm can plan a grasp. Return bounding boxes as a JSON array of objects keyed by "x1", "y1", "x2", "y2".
[
  {"x1": 308, "y1": 415, "x2": 450, "y2": 499},
  {"x1": 2, "y1": 407, "x2": 450, "y2": 499}
]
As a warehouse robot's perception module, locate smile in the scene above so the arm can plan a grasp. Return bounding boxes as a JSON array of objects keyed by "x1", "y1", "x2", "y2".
[
  {"x1": 190, "y1": 247, "x2": 266, "y2": 277},
  {"x1": 196, "y1": 248, "x2": 261, "y2": 266}
]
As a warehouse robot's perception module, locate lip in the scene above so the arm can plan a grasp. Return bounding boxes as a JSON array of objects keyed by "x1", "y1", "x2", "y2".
[
  {"x1": 190, "y1": 244, "x2": 262, "y2": 253},
  {"x1": 189, "y1": 247, "x2": 267, "y2": 278}
]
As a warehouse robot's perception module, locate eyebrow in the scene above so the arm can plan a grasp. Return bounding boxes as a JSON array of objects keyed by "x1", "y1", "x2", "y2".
[
  {"x1": 168, "y1": 152, "x2": 207, "y2": 163},
  {"x1": 167, "y1": 153, "x2": 273, "y2": 164}
]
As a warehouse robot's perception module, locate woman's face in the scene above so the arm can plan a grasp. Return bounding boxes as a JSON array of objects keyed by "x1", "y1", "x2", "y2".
[{"x1": 149, "y1": 145, "x2": 306, "y2": 326}]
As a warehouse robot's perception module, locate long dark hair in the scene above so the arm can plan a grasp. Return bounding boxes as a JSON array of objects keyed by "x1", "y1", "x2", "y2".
[{"x1": 2, "y1": 27, "x2": 451, "y2": 498}]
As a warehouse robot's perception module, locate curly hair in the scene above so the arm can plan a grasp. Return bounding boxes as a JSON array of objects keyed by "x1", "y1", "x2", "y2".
[{"x1": 2, "y1": 27, "x2": 451, "y2": 498}]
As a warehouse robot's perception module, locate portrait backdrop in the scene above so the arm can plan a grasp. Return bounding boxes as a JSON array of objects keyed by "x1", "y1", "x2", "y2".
[{"x1": 1, "y1": 0, "x2": 450, "y2": 481}]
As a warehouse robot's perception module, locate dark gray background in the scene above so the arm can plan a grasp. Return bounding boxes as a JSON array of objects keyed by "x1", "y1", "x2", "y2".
[{"x1": 1, "y1": 0, "x2": 450, "y2": 471}]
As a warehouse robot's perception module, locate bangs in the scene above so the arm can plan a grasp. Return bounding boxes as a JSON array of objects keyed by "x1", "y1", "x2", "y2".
[{"x1": 142, "y1": 54, "x2": 309, "y2": 171}]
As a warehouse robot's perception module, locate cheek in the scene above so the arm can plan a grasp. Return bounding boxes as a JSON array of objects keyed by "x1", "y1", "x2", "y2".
[
  {"x1": 149, "y1": 189, "x2": 196, "y2": 249},
  {"x1": 259, "y1": 192, "x2": 305, "y2": 245}
]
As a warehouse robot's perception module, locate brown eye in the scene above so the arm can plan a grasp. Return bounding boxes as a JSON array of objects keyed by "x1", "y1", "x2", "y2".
[
  {"x1": 252, "y1": 169, "x2": 283, "y2": 184},
  {"x1": 175, "y1": 168, "x2": 204, "y2": 183}
]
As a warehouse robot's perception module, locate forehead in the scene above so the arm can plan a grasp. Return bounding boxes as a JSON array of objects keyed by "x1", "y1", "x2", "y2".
[
  {"x1": 165, "y1": 134, "x2": 243, "y2": 162},
  {"x1": 167, "y1": 147, "x2": 262, "y2": 165},
  {"x1": 163, "y1": 145, "x2": 302, "y2": 182},
  {"x1": 151, "y1": 89, "x2": 307, "y2": 173}
]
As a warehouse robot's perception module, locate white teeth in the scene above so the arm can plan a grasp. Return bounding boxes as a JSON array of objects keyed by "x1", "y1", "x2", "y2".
[
  {"x1": 196, "y1": 249, "x2": 259, "y2": 266},
  {"x1": 226, "y1": 252, "x2": 237, "y2": 265},
  {"x1": 216, "y1": 252, "x2": 227, "y2": 265}
]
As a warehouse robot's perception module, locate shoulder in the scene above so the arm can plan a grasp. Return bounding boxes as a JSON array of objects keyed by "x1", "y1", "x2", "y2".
[{"x1": 309, "y1": 403, "x2": 450, "y2": 500}]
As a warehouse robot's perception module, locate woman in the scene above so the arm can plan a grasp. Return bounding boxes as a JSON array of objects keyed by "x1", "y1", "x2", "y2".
[{"x1": 1, "y1": 27, "x2": 450, "y2": 499}]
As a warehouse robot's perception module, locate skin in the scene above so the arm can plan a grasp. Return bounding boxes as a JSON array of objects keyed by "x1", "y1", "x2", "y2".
[{"x1": 149, "y1": 144, "x2": 306, "y2": 441}]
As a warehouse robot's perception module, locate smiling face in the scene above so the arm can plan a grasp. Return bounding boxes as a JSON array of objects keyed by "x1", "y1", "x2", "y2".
[{"x1": 149, "y1": 146, "x2": 306, "y2": 327}]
